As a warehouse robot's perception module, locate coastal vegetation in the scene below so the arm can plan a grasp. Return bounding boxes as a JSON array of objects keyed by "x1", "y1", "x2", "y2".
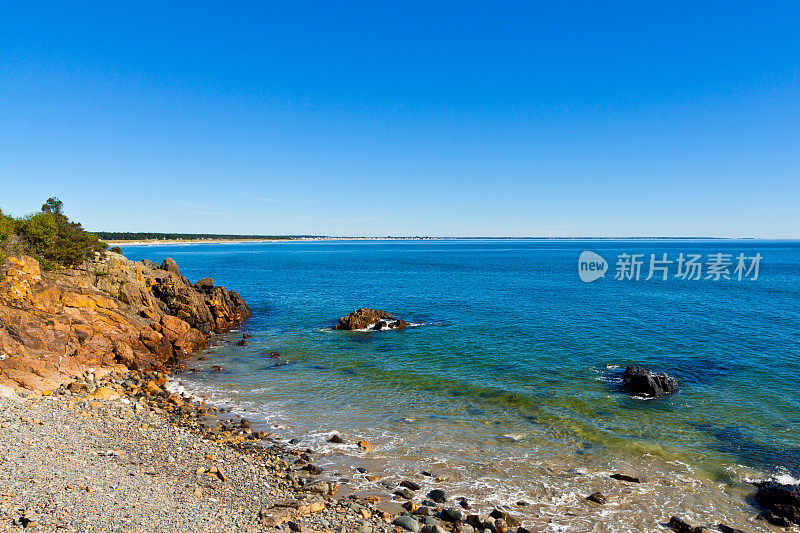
[{"x1": 0, "y1": 198, "x2": 108, "y2": 270}]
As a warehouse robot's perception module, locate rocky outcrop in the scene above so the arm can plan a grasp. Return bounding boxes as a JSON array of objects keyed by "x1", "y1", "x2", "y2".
[
  {"x1": 622, "y1": 365, "x2": 678, "y2": 397},
  {"x1": 0, "y1": 253, "x2": 250, "y2": 392},
  {"x1": 333, "y1": 308, "x2": 408, "y2": 331},
  {"x1": 754, "y1": 481, "x2": 800, "y2": 526}
]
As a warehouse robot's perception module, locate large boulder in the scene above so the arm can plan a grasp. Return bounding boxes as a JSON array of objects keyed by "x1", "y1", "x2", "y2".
[
  {"x1": 334, "y1": 308, "x2": 408, "y2": 331},
  {"x1": 159, "y1": 257, "x2": 181, "y2": 275},
  {"x1": 622, "y1": 365, "x2": 678, "y2": 397},
  {"x1": 195, "y1": 277, "x2": 214, "y2": 290},
  {"x1": 754, "y1": 481, "x2": 800, "y2": 525}
]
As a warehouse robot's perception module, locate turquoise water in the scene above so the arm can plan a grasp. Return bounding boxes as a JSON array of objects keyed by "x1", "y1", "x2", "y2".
[{"x1": 122, "y1": 239, "x2": 800, "y2": 530}]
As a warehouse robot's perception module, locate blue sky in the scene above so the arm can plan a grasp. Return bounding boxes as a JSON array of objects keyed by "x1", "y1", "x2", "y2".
[{"x1": 1, "y1": 2, "x2": 798, "y2": 237}]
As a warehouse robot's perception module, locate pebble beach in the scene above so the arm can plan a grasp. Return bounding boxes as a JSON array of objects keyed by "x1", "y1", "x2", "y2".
[{"x1": 0, "y1": 373, "x2": 400, "y2": 533}]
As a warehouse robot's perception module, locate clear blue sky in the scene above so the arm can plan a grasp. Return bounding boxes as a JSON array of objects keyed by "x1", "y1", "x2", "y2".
[{"x1": 1, "y1": 2, "x2": 798, "y2": 237}]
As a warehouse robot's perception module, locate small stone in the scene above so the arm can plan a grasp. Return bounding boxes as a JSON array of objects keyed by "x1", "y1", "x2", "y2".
[
  {"x1": 427, "y1": 489, "x2": 447, "y2": 504},
  {"x1": 395, "y1": 488, "x2": 415, "y2": 500},
  {"x1": 259, "y1": 508, "x2": 293, "y2": 527},
  {"x1": 328, "y1": 434, "x2": 344, "y2": 444},
  {"x1": 488, "y1": 509, "x2": 520, "y2": 528},
  {"x1": 393, "y1": 515, "x2": 421, "y2": 532},
  {"x1": 403, "y1": 501, "x2": 419, "y2": 512},
  {"x1": 440, "y1": 508, "x2": 463, "y2": 522},
  {"x1": 91, "y1": 387, "x2": 120, "y2": 400},
  {"x1": 302, "y1": 464, "x2": 323, "y2": 475},
  {"x1": 193, "y1": 487, "x2": 202, "y2": 497},
  {"x1": 400, "y1": 480, "x2": 421, "y2": 491}
]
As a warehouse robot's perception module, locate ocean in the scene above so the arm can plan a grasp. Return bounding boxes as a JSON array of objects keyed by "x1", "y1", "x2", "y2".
[{"x1": 120, "y1": 239, "x2": 800, "y2": 531}]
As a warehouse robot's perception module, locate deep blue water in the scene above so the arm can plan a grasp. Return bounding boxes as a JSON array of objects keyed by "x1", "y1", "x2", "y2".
[{"x1": 121, "y1": 239, "x2": 800, "y2": 483}]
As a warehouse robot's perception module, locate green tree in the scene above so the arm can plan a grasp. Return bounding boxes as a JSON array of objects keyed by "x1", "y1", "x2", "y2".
[{"x1": 42, "y1": 197, "x2": 64, "y2": 217}]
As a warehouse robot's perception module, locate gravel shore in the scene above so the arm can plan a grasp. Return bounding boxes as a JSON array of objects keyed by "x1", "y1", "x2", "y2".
[{"x1": 0, "y1": 374, "x2": 399, "y2": 533}]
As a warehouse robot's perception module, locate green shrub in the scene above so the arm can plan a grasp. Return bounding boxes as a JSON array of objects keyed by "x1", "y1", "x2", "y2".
[
  {"x1": 0, "y1": 209, "x2": 15, "y2": 241},
  {"x1": 2, "y1": 198, "x2": 109, "y2": 268},
  {"x1": 109, "y1": 246, "x2": 122, "y2": 254}
]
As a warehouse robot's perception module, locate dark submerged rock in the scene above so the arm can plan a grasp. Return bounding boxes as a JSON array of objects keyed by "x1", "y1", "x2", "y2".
[
  {"x1": 754, "y1": 481, "x2": 800, "y2": 525},
  {"x1": 622, "y1": 365, "x2": 678, "y2": 397},
  {"x1": 334, "y1": 308, "x2": 409, "y2": 331},
  {"x1": 610, "y1": 473, "x2": 641, "y2": 483},
  {"x1": 667, "y1": 516, "x2": 702, "y2": 533},
  {"x1": 586, "y1": 492, "x2": 607, "y2": 504}
]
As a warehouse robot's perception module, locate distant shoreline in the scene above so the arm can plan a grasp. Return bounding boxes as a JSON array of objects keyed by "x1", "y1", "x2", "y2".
[{"x1": 107, "y1": 236, "x2": 779, "y2": 246}]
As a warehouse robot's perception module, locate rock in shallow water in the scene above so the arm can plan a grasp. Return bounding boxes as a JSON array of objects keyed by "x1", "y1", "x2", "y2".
[
  {"x1": 754, "y1": 481, "x2": 800, "y2": 525},
  {"x1": 334, "y1": 308, "x2": 408, "y2": 331},
  {"x1": 400, "y1": 480, "x2": 421, "y2": 491},
  {"x1": 440, "y1": 508, "x2": 463, "y2": 522},
  {"x1": 610, "y1": 473, "x2": 640, "y2": 483},
  {"x1": 427, "y1": 489, "x2": 447, "y2": 503},
  {"x1": 586, "y1": 492, "x2": 606, "y2": 504},
  {"x1": 667, "y1": 516, "x2": 702, "y2": 533},
  {"x1": 622, "y1": 365, "x2": 678, "y2": 397}
]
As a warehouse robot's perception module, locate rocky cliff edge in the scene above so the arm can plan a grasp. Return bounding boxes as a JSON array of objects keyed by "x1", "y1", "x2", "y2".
[{"x1": 0, "y1": 252, "x2": 250, "y2": 392}]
